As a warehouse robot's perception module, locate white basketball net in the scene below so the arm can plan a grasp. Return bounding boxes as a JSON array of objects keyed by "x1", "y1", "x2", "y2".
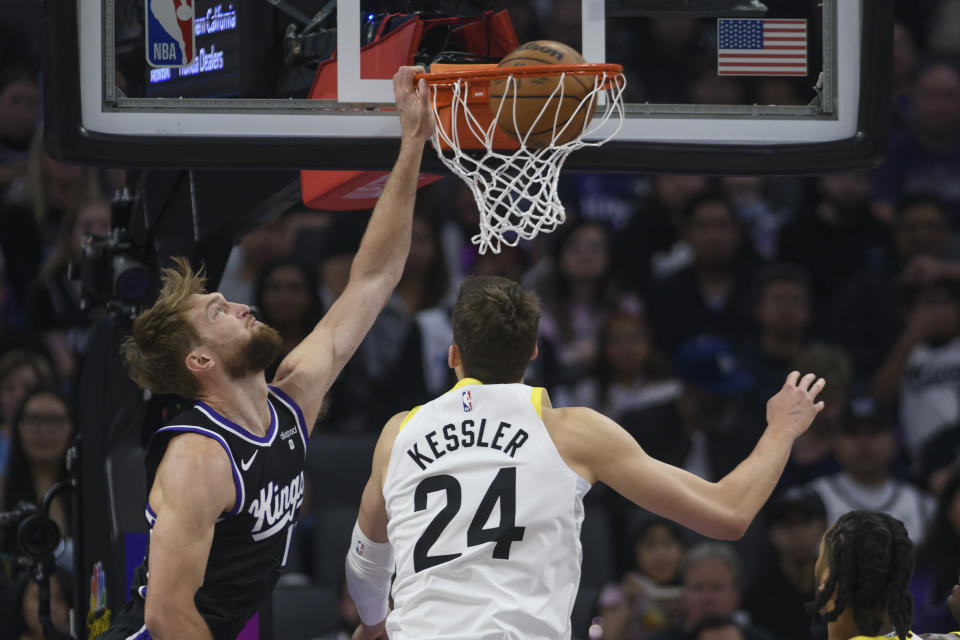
[{"x1": 426, "y1": 68, "x2": 626, "y2": 254}]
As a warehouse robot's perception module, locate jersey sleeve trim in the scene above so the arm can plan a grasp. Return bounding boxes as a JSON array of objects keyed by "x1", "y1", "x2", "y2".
[
  {"x1": 531, "y1": 387, "x2": 545, "y2": 418},
  {"x1": 398, "y1": 406, "x2": 423, "y2": 434},
  {"x1": 155, "y1": 425, "x2": 245, "y2": 517},
  {"x1": 268, "y1": 385, "x2": 309, "y2": 452}
]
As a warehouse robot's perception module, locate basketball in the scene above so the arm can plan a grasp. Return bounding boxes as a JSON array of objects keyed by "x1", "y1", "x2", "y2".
[{"x1": 489, "y1": 41, "x2": 598, "y2": 147}]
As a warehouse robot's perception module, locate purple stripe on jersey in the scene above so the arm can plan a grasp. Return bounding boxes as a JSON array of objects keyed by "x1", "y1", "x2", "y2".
[
  {"x1": 144, "y1": 504, "x2": 157, "y2": 526},
  {"x1": 154, "y1": 426, "x2": 244, "y2": 516},
  {"x1": 268, "y1": 385, "x2": 309, "y2": 448},
  {"x1": 194, "y1": 400, "x2": 277, "y2": 444},
  {"x1": 123, "y1": 623, "x2": 151, "y2": 639}
]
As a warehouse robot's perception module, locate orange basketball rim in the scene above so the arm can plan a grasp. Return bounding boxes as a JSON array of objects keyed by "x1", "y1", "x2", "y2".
[{"x1": 414, "y1": 62, "x2": 626, "y2": 255}]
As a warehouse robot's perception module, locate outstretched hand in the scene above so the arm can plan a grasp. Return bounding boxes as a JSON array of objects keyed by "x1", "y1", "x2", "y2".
[
  {"x1": 393, "y1": 66, "x2": 435, "y2": 144},
  {"x1": 766, "y1": 371, "x2": 826, "y2": 438}
]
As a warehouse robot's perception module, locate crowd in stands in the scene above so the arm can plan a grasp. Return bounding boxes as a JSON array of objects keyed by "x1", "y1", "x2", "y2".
[{"x1": 2, "y1": 1, "x2": 960, "y2": 638}]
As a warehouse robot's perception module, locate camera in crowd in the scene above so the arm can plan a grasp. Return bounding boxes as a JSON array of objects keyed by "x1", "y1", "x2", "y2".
[
  {"x1": 69, "y1": 189, "x2": 153, "y2": 315},
  {"x1": 0, "y1": 501, "x2": 62, "y2": 565}
]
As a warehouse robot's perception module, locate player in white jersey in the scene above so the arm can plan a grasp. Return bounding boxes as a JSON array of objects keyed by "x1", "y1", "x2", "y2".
[{"x1": 345, "y1": 275, "x2": 826, "y2": 640}]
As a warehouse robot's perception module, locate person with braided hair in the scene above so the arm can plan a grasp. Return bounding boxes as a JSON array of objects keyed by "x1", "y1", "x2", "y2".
[{"x1": 810, "y1": 510, "x2": 916, "y2": 640}]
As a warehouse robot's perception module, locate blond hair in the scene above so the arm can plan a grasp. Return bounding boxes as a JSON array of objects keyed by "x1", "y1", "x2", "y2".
[{"x1": 121, "y1": 257, "x2": 207, "y2": 397}]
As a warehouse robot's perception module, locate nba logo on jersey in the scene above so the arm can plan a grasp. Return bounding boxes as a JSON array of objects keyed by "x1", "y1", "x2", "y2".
[
  {"x1": 145, "y1": 0, "x2": 195, "y2": 68},
  {"x1": 462, "y1": 390, "x2": 473, "y2": 412}
]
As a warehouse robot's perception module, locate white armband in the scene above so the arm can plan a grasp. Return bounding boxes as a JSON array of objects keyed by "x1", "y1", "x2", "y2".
[{"x1": 344, "y1": 521, "x2": 394, "y2": 625}]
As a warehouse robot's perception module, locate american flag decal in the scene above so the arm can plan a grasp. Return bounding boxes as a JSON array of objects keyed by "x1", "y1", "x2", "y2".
[{"x1": 717, "y1": 19, "x2": 807, "y2": 77}]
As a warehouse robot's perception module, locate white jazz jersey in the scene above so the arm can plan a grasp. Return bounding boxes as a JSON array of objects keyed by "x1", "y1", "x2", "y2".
[{"x1": 382, "y1": 378, "x2": 590, "y2": 640}]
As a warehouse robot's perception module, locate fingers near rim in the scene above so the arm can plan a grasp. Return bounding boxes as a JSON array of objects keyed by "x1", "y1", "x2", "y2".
[
  {"x1": 814, "y1": 400, "x2": 825, "y2": 413},
  {"x1": 785, "y1": 371, "x2": 800, "y2": 387},
  {"x1": 799, "y1": 372, "x2": 816, "y2": 391}
]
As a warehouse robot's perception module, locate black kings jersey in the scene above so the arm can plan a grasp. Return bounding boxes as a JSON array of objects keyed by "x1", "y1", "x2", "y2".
[{"x1": 128, "y1": 385, "x2": 308, "y2": 640}]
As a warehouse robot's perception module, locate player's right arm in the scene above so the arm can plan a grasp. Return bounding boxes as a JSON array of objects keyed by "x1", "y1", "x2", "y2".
[
  {"x1": 550, "y1": 372, "x2": 825, "y2": 540},
  {"x1": 143, "y1": 434, "x2": 236, "y2": 640},
  {"x1": 346, "y1": 412, "x2": 405, "y2": 640}
]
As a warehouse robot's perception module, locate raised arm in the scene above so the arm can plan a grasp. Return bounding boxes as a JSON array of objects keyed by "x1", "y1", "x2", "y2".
[
  {"x1": 272, "y1": 66, "x2": 435, "y2": 429},
  {"x1": 552, "y1": 372, "x2": 825, "y2": 540},
  {"x1": 143, "y1": 435, "x2": 237, "y2": 639}
]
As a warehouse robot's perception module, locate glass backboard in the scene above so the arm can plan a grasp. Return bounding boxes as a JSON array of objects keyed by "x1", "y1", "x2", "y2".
[{"x1": 44, "y1": 0, "x2": 893, "y2": 173}]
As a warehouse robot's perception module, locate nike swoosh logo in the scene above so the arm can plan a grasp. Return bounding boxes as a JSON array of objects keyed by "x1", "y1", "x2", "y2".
[{"x1": 240, "y1": 451, "x2": 258, "y2": 471}]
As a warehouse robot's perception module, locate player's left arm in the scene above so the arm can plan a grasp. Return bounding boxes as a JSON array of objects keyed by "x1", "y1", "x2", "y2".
[
  {"x1": 271, "y1": 67, "x2": 434, "y2": 432},
  {"x1": 346, "y1": 412, "x2": 404, "y2": 640}
]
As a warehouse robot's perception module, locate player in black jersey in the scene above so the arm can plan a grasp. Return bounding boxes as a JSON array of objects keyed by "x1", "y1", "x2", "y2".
[{"x1": 101, "y1": 66, "x2": 434, "y2": 640}]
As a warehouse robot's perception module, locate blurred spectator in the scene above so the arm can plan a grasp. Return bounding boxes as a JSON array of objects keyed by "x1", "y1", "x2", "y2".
[
  {"x1": 779, "y1": 345, "x2": 852, "y2": 489},
  {"x1": 648, "y1": 542, "x2": 774, "y2": 640},
  {"x1": 306, "y1": 214, "x2": 371, "y2": 431},
  {"x1": 599, "y1": 517, "x2": 686, "y2": 640},
  {"x1": 743, "y1": 488, "x2": 827, "y2": 640},
  {"x1": 0, "y1": 61, "x2": 39, "y2": 199},
  {"x1": 620, "y1": 335, "x2": 758, "y2": 483},
  {"x1": 471, "y1": 243, "x2": 530, "y2": 283},
  {"x1": 778, "y1": 172, "x2": 891, "y2": 308},
  {"x1": 688, "y1": 615, "x2": 747, "y2": 640},
  {"x1": 0, "y1": 570, "x2": 72, "y2": 639},
  {"x1": 9, "y1": 133, "x2": 103, "y2": 244},
  {"x1": 872, "y1": 62, "x2": 960, "y2": 226},
  {"x1": 362, "y1": 212, "x2": 454, "y2": 424},
  {"x1": 615, "y1": 175, "x2": 708, "y2": 294},
  {"x1": 563, "y1": 310, "x2": 679, "y2": 420},
  {"x1": 831, "y1": 194, "x2": 956, "y2": 378},
  {"x1": 720, "y1": 177, "x2": 793, "y2": 261},
  {"x1": 868, "y1": 278, "x2": 960, "y2": 460},
  {"x1": 218, "y1": 215, "x2": 292, "y2": 306},
  {"x1": 558, "y1": 173, "x2": 650, "y2": 231},
  {"x1": 891, "y1": 22, "x2": 919, "y2": 130},
  {"x1": 253, "y1": 258, "x2": 324, "y2": 380},
  {"x1": 0, "y1": 201, "x2": 43, "y2": 324},
  {"x1": 436, "y1": 180, "x2": 481, "y2": 288},
  {"x1": 0, "y1": 349, "x2": 55, "y2": 479},
  {"x1": 917, "y1": 418, "x2": 960, "y2": 495},
  {"x1": 646, "y1": 192, "x2": 757, "y2": 353},
  {"x1": 534, "y1": 219, "x2": 622, "y2": 384},
  {"x1": 807, "y1": 396, "x2": 935, "y2": 545},
  {"x1": 24, "y1": 198, "x2": 110, "y2": 380},
  {"x1": 912, "y1": 468, "x2": 960, "y2": 634},
  {"x1": 738, "y1": 264, "x2": 814, "y2": 414},
  {"x1": 1, "y1": 387, "x2": 74, "y2": 547}
]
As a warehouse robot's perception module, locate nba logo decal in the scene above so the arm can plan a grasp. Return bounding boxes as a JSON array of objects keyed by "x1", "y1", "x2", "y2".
[
  {"x1": 462, "y1": 390, "x2": 473, "y2": 412},
  {"x1": 146, "y1": 0, "x2": 195, "y2": 67}
]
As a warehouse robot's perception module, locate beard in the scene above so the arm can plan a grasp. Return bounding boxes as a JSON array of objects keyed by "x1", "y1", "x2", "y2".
[{"x1": 224, "y1": 323, "x2": 283, "y2": 379}]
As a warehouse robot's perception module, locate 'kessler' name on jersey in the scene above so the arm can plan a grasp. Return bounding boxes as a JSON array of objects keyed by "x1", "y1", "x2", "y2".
[{"x1": 407, "y1": 418, "x2": 529, "y2": 470}]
